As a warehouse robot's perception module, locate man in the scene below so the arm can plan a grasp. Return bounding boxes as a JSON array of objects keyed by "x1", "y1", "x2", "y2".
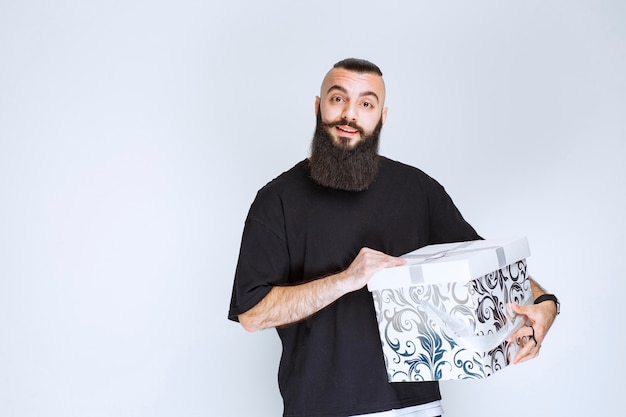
[{"x1": 228, "y1": 58, "x2": 558, "y2": 417}]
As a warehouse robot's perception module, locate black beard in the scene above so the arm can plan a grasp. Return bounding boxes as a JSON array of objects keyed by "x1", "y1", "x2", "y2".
[{"x1": 308, "y1": 112, "x2": 383, "y2": 192}]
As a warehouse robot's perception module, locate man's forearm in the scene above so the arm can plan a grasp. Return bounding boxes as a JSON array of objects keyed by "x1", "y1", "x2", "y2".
[
  {"x1": 529, "y1": 277, "x2": 546, "y2": 299},
  {"x1": 238, "y1": 271, "x2": 350, "y2": 332},
  {"x1": 528, "y1": 276, "x2": 558, "y2": 317},
  {"x1": 241, "y1": 269, "x2": 551, "y2": 332},
  {"x1": 237, "y1": 247, "x2": 406, "y2": 332}
]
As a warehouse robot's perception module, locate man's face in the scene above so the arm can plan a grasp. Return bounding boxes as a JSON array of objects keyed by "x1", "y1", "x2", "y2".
[{"x1": 315, "y1": 68, "x2": 387, "y2": 150}]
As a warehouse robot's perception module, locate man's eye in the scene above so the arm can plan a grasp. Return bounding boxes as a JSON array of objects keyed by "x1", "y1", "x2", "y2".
[
  {"x1": 332, "y1": 96, "x2": 343, "y2": 103},
  {"x1": 362, "y1": 102, "x2": 372, "y2": 108}
]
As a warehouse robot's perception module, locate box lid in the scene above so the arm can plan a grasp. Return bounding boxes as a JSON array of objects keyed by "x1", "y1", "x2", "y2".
[{"x1": 367, "y1": 237, "x2": 530, "y2": 290}]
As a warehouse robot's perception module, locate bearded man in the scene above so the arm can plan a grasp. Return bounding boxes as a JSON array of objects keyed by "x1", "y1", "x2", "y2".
[{"x1": 228, "y1": 58, "x2": 558, "y2": 417}]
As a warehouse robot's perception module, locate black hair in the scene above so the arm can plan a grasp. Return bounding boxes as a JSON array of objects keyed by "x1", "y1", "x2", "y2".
[{"x1": 333, "y1": 58, "x2": 383, "y2": 76}]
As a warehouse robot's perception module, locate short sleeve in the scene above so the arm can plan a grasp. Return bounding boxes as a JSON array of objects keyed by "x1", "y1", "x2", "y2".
[
  {"x1": 228, "y1": 190, "x2": 291, "y2": 322},
  {"x1": 426, "y1": 179, "x2": 482, "y2": 244}
]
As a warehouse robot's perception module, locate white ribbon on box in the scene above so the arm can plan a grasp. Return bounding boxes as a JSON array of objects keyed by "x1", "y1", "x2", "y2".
[
  {"x1": 421, "y1": 300, "x2": 527, "y2": 352},
  {"x1": 406, "y1": 241, "x2": 529, "y2": 352},
  {"x1": 403, "y1": 241, "x2": 512, "y2": 284},
  {"x1": 368, "y1": 238, "x2": 532, "y2": 353},
  {"x1": 368, "y1": 238, "x2": 530, "y2": 290}
]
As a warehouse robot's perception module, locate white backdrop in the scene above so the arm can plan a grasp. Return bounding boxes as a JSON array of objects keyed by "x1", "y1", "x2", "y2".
[{"x1": 1, "y1": 1, "x2": 624, "y2": 416}]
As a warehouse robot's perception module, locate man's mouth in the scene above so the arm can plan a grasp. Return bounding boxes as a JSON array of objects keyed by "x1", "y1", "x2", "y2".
[{"x1": 335, "y1": 124, "x2": 361, "y2": 137}]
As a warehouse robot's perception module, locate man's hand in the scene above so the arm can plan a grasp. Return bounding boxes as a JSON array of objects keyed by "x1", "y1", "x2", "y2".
[
  {"x1": 338, "y1": 247, "x2": 407, "y2": 293},
  {"x1": 507, "y1": 300, "x2": 558, "y2": 364}
]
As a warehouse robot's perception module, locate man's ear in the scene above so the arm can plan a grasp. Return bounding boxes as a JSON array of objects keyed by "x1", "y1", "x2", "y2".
[
  {"x1": 315, "y1": 96, "x2": 320, "y2": 115},
  {"x1": 382, "y1": 106, "x2": 388, "y2": 124}
]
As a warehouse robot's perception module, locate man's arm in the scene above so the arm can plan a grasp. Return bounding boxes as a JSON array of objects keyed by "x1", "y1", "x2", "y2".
[
  {"x1": 507, "y1": 277, "x2": 559, "y2": 364},
  {"x1": 238, "y1": 247, "x2": 406, "y2": 332}
]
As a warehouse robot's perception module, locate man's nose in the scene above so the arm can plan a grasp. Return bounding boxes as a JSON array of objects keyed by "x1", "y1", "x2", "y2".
[{"x1": 341, "y1": 104, "x2": 357, "y2": 122}]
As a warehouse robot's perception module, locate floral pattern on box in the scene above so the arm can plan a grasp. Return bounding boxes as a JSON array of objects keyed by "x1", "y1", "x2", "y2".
[{"x1": 371, "y1": 260, "x2": 530, "y2": 381}]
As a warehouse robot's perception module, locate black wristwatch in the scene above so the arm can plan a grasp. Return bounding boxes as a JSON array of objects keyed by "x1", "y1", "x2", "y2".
[{"x1": 534, "y1": 293, "x2": 560, "y2": 315}]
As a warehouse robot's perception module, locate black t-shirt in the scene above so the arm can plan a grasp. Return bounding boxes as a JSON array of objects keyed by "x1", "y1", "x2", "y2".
[{"x1": 229, "y1": 157, "x2": 480, "y2": 417}]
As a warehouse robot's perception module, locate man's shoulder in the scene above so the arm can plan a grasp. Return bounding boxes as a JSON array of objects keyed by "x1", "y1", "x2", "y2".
[
  {"x1": 259, "y1": 159, "x2": 310, "y2": 192},
  {"x1": 379, "y1": 156, "x2": 437, "y2": 184},
  {"x1": 250, "y1": 159, "x2": 313, "y2": 209}
]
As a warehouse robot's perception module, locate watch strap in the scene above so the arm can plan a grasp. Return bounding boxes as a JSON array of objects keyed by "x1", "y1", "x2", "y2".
[{"x1": 534, "y1": 293, "x2": 560, "y2": 315}]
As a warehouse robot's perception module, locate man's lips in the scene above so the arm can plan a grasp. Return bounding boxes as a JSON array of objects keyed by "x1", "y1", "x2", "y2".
[
  {"x1": 336, "y1": 125, "x2": 359, "y2": 136},
  {"x1": 324, "y1": 120, "x2": 364, "y2": 138}
]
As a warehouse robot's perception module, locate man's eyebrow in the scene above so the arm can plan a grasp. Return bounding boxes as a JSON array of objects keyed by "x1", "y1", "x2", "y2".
[{"x1": 326, "y1": 85, "x2": 380, "y2": 103}]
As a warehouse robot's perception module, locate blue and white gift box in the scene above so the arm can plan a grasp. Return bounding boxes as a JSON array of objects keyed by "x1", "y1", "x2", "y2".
[{"x1": 367, "y1": 238, "x2": 532, "y2": 382}]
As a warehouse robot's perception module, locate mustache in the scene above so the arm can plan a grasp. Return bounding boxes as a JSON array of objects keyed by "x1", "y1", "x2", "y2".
[{"x1": 323, "y1": 119, "x2": 365, "y2": 136}]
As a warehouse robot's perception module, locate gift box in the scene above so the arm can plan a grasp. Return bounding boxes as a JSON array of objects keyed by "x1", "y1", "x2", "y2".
[{"x1": 367, "y1": 238, "x2": 532, "y2": 382}]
